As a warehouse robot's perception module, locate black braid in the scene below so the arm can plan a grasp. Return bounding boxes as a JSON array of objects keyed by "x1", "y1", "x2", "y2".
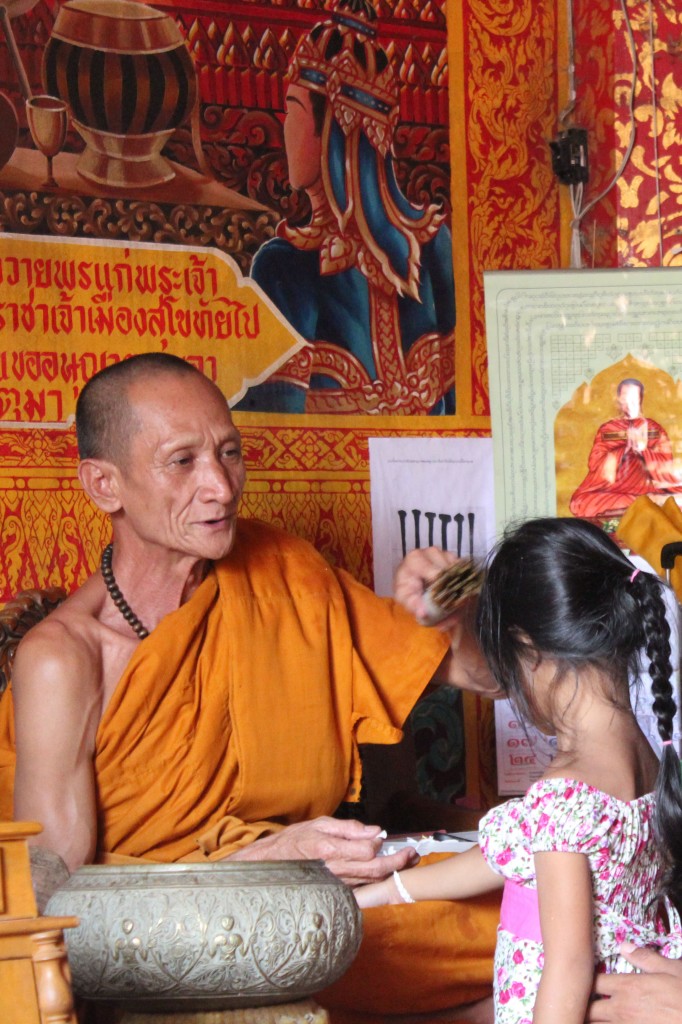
[
  {"x1": 636, "y1": 574, "x2": 675, "y2": 743},
  {"x1": 634, "y1": 571, "x2": 682, "y2": 916}
]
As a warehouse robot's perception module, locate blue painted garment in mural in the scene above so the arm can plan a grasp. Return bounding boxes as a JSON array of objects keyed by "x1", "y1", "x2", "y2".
[
  {"x1": 236, "y1": 222, "x2": 455, "y2": 415},
  {"x1": 234, "y1": 0, "x2": 456, "y2": 416}
]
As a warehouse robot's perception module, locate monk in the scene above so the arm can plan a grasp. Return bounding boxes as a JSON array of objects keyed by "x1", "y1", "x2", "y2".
[
  {"x1": 570, "y1": 378, "x2": 682, "y2": 520},
  {"x1": 0, "y1": 353, "x2": 500, "y2": 1021}
]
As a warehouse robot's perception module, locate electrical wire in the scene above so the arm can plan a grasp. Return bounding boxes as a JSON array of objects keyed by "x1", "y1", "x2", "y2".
[
  {"x1": 568, "y1": 0, "x2": 638, "y2": 267},
  {"x1": 647, "y1": 0, "x2": 664, "y2": 264},
  {"x1": 560, "y1": 0, "x2": 576, "y2": 128}
]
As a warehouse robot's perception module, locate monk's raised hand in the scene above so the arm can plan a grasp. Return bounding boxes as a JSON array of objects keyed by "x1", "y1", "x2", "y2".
[
  {"x1": 392, "y1": 548, "x2": 502, "y2": 699},
  {"x1": 393, "y1": 546, "x2": 457, "y2": 624},
  {"x1": 228, "y1": 816, "x2": 419, "y2": 886}
]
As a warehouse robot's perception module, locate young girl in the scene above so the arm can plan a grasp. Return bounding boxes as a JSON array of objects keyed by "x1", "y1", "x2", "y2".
[{"x1": 357, "y1": 517, "x2": 682, "y2": 1024}]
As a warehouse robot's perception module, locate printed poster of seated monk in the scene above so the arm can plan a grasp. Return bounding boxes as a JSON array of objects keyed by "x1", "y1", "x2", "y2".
[{"x1": 555, "y1": 358, "x2": 682, "y2": 531}]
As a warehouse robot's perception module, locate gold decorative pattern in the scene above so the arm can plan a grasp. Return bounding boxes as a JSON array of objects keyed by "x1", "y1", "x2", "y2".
[
  {"x1": 459, "y1": 0, "x2": 561, "y2": 415},
  {"x1": 0, "y1": 194, "x2": 277, "y2": 274},
  {"x1": 0, "y1": 422, "x2": 488, "y2": 599},
  {"x1": 573, "y1": 1, "x2": 682, "y2": 268},
  {"x1": 568, "y1": 0, "x2": 618, "y2": 266}
]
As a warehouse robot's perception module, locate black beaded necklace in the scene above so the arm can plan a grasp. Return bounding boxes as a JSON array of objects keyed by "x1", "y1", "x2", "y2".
[{"x1": 100, "y1": 543, "x2": 150, "y2": 640}]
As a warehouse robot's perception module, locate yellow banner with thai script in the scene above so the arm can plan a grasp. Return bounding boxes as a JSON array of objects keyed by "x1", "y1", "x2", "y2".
[{"x1": 0, "y1": 234, "x2": 306, "y2": 424}]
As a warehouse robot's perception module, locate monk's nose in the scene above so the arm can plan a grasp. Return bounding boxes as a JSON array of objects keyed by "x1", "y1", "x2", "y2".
[{"x1": 199, "y1": 458, "x2": 239, "y2": 502}]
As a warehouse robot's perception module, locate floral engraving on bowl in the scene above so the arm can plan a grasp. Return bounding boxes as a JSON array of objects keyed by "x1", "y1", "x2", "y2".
[{"x1": 46, "y1": 861, "x2": 363, "y2": 1010}]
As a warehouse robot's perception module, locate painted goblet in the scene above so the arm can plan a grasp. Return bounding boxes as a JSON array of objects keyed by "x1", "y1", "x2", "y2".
[{"x1": 26, "y1": 94, "x2": 68, "y2": 189}]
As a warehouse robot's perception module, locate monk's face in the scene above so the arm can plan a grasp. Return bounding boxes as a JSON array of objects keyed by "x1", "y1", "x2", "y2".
[
  {"x1": 115, "y1": 373, "x2": 246, "y2": 563},
  {"x1": 617, "y1": 383, "x2": 642, "y2": 419}
]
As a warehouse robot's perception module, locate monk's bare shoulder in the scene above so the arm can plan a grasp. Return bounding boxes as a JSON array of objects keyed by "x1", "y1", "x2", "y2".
[
  {"x1": 12, "y1": 573, "x2": 141, "y2": 732},
  {"x1": 11, "y1": 576, "x2": 116, "y2": 866},
  {"x1": 14, "y1": 617, "x2": 92, "y2": 689},
  {"x1": 12, "y1": 579, "x2": 103, "y2": 693}
]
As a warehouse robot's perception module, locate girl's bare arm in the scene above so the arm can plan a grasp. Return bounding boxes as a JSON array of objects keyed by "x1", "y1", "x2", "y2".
[
  {"x1": 355, "y1": 843, "x2": 503, "y2": 908},
  {"x1": 533, "y1": 850, "x2": 595, "y2": 1024}
]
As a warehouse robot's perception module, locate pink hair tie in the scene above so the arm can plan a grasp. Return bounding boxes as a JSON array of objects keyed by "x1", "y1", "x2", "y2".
[
  {"x1": 629, "y1": 568, "x2": 641, "y2": 583},
  {"x1": 662, "y1": 740, "x2": 674, "y2": 747}
]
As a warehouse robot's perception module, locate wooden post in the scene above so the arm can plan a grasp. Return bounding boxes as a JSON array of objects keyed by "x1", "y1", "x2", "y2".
[{"x1": 0, "y1": 821, "x2": 78, "y2": 1024}]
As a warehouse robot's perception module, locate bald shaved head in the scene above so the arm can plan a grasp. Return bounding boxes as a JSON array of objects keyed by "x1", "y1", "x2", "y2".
[{"x1": 76, "y1": 353, "x2": 212, "y2": 466}]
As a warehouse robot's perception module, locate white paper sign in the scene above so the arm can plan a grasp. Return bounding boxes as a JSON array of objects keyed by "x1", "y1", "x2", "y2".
[
  {"x1": 368, "y1": 437, "x2": 495, "y2": 597},
  {"x1": 495, "y1": 703, "x2": 557, "y2": 796}
]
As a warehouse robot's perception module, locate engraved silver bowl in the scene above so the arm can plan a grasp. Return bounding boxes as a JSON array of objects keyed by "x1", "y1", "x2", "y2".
[{"x1": 45, "y1": 860, "x2": 362, "y2": 1011}]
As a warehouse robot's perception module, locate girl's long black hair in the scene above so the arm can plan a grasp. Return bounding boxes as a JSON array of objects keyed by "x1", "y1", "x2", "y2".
[{"x1": 476, "y1": 516, "x2": 682, "y2": 914}]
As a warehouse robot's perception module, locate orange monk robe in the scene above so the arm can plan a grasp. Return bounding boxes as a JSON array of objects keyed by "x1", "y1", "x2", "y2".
[
  {"x1": 0, "y1": 519, "x2": 498, "y2": 1014},
  {"x1": 570, "y1": 417, "x2": 682, "y2": 520},
  {"x1": 616, "y1": 494, "x2": 682, "y2": 599}
]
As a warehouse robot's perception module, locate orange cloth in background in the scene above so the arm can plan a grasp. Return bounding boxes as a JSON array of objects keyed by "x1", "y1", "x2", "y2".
[
  {"x1": 616, "y1": 495, "x2": 682, "y2": 598},
  {"x1": 319, "y1": 885, "x2": 499, "y2": 1019},
  {"x1": 0, "y1": 685, "x2": 14, "y2": 821}
]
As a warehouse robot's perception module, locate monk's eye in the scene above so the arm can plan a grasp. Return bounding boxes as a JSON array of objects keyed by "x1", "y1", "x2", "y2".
[{"x1": 221, "y1": 446, "x2": 242, "y2": 461}]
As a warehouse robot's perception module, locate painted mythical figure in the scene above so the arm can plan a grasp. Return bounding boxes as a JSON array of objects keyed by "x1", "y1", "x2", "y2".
[{"x1": 237, "y1": 0, "x2": 455, "y2": 415}]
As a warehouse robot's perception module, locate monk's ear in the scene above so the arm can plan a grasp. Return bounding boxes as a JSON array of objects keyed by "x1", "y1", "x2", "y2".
[{"x1": 78, "y1": 459, "x2": 123, "y2": 513}]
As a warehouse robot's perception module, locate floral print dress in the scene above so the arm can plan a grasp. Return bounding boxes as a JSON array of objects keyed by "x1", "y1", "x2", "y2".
[{"x1": 479, "y1": 777, "x2": 682, "y2": 1024}]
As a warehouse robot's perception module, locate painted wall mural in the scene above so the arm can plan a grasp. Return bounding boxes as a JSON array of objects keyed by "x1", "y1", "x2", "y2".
[
  {"x1": 2, "y1": 0, "x2": 457, "y2": 417},
  {"x1": 0, "y1": 0, "x2": 561, "y2": 593},
  {"x1": 0, "y1": 0, "x2": 563, "y2": 598},
  {"x1": 234, "y1": 0, "x2": 456, "y2": 416}
]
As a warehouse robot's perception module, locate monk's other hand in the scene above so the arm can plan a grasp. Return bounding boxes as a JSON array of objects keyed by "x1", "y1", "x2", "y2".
[
  {"x1": 228, "y1": 817, "x2": 419, "y2": 886},
  {"x1": 393, "y1": 546, "x2": 457, "y2": 624},
  {"x1": 586, "y1": 942, "x2": 682, "y2": 1023}
]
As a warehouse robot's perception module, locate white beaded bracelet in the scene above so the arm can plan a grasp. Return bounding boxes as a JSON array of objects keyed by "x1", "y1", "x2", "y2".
[{"x1": 393, "y1": 870, "x2": 415, "y2": 904}]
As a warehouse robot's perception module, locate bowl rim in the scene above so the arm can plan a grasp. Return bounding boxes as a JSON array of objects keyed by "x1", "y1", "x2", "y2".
[{"x1": 70, "y1": 858, "x2": 332, "y2": 875}]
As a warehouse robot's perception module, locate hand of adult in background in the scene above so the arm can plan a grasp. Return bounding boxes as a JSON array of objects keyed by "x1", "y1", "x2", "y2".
[
  {"x1": 394, "y1": 546, "x2": 504, "y2": 699},
  {"x1": 227, "y1": 817, "x2": 419, "y2": 887},
  {"x1": 587, "y1": 943, "x2": 682, "y2": 1022}
]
